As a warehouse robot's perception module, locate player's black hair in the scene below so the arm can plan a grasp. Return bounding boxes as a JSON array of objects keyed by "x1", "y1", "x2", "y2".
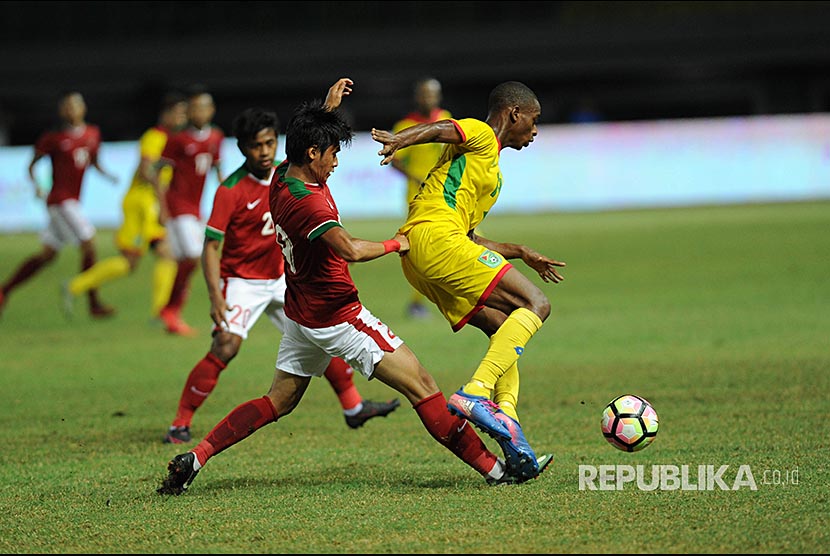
[
  {"x1": 160, "y1": 91, "x2": 187, "y2": 112},
  {"x1": 488, "y1": 81, "x2": 538, "y2": 113},
  {"x1": 232, "y1": 107, "x2": 279, "y2": 144},
  {"x1": 284, "y1": 100, "x2": 353, "y2": 165},
  {"x1": 184, "y1": 83, "x2": 211, "y2": 100},
  {"x1": 415, "y1": 76, "x2": 441, "y2": 89},
  {"x1": 57, "y1": 89, "x2": 83, "y2": 102}
]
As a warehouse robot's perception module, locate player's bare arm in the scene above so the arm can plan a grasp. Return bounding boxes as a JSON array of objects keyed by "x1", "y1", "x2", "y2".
[
  {"x1": 321, "y1": 226, "x2": 409, "y2": 262},
  {"x1": 372, "y1": 120, "x2": 460, "y2": 166},
  {"x1": 201, "y1": 237, "x2": 229, "y2": 328},
  {"x1": 92, "y1": 158, "x2": 118, "y2": 184},
  {"x1": 28, "y1": 154, "x2": 46, "y2": 199},
  {"x1": 471, "y1": 231, "x2": 566, "y2": 284},
  {"x1": 323, "y1": 78, "x2": 354, "y2": 111}
]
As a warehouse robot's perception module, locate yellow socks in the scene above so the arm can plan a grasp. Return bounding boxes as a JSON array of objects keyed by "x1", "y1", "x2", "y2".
[
  {"x1": 463, "y1": 307, "x2": 543, "y2": 398},
  {"x1": 151, "y1": 258, "x2": 177, "y2": 317},
  {"x1": 68, "y1": 256, "x2": 130, "y2": 296},
  {"x1": 493, "y1": 362, "x2": 520, "y2": 421}
]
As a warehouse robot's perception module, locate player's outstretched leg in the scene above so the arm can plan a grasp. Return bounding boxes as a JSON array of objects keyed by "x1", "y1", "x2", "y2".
[{"x1": 156, "y1": 393, "x2": 285, "y2": 495}]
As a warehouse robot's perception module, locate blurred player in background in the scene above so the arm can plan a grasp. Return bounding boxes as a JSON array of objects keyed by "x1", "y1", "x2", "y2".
[
  {"x1": 158, "y1": 80, "x2": 541, "y2": 495},
  {"x1": 62, "y1": 92, "x2": 188, "y2": 318},
  {"x1": 152, "y1": 86, "x2": 224, "y2": 336},
  {"x1": 371, "y1": 81, "x2": 565, "y2": 482},
  {"x1": 0, "y1": 91, "x2": 118, "y2": 318},
  {"x1": 389, "y1": 77, "x2": 451, "y2": 319},
  {"x1": 163, "y1": 81, "x2": 399, "y2": 444}
]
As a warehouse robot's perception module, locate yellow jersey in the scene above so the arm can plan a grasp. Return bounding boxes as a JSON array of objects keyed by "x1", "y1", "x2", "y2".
[
  {"x1": 399, "y1": 118, "x2": 502, "y2": 235},
  {"x1": 130, "y1": 126, "x2": 173, "y2": 192}
]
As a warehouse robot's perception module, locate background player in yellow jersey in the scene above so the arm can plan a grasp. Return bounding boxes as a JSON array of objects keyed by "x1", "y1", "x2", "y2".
[
  {"x1": 63, "y1": 92, "x2": 188, "y2": 318},
  {"x1": 389, "y1": 77, "x2": 451, "y2": 319},
  {"x1": 371, "y1": 81, "x2": 566, "y2": 482}
]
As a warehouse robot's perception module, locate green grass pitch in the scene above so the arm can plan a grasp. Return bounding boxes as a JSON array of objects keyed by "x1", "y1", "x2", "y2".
[{"x1": 0, "y1": 201, "x2": 827, "y2": 553}]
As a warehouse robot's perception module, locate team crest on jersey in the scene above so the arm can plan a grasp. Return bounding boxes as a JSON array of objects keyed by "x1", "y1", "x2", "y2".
[{"x1": 477, "y1": 249, "x2": 503, "y2": 268}]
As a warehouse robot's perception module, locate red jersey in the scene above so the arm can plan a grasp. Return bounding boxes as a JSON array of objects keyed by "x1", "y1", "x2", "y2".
[
  {"x1": 34, "y1": 124, "x2": 101, "y2": 206},
  {"x1": 268, "y1": 161, "x2": 360, "y2": 328},
  {"x1": 205, "y1": 164, "x2": 284, "y2": 280},
  {"x1": 161, "y1": 126, "x2": 224, "y2": 217}
]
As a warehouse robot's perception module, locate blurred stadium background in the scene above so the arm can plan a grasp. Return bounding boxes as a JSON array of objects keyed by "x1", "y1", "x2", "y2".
[
  {"x1": 1, "y1": 0, "x2": 830, "y2": 145},
  {"x1": 1, "y1": 0, "x2": 829, "y2": 233}
]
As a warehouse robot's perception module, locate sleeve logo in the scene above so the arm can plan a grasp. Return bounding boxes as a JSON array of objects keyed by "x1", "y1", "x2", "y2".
[{"x1": 477, "y1": 249, "x2": 503, "y2": 268}]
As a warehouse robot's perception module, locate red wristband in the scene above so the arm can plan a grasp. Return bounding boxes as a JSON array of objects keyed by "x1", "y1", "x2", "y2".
[{"x1": 382, "y1": 239, "x2": 401, "y2": 254}]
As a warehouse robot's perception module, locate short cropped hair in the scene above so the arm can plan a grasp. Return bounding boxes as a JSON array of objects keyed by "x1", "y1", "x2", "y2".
[
  {"x1": 160, "y1": 91, "x2": 186, "y2": 112},
  {"x1": 232, "y1": 107, "x2": 279, "y2": 144},
  {"x1": 185, "y1": 84, "x2": 210, "y2": 100},
  {"x1": 487, "y1": 81, "x2": 538, "y2": 113},
  {"x1": 284, "y1": 100, "x2": 353, "y2": 165},
  {"x1": 58, "y1": 90, "x2": 82, "y2": 102}
]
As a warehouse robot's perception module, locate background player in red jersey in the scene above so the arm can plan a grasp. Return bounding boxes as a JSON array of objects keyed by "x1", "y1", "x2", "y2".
[
  {"x1": 61, "y1": 92, "x2": 187, "y2": 318},
  {"x1": 163, "y1": 81, "x2": 399, "y2": 444},
  {"x1": 0, "y1": 91, "x2": 118, "y2": 318},
  {"x1": 152, "y1": 86, "x2": 225, "y2": 336},
  {"x1": 158, "y1": 81, "x2": 542, "y2": 495}
]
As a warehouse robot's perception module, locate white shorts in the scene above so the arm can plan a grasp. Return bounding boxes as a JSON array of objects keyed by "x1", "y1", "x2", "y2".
[
  {"x1": 166, "y1": 214, "x2": 204, "y2": 259},
  {"x1": 276, "y1": 305, "x2": 404, "y2": 380},
  {"x1": 217, "y1": 276, "x2": 287, "y2": 340},
  {"x1": 40, "y1": 199, "x2": 96, "y2": 250}
]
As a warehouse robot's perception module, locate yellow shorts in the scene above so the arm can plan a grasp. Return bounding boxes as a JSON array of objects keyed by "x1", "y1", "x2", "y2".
[
  {"x1": 114, "y1": 185, "x2": 166, "y2": 255},
  {"x1": 401, "y1": 222, "x2": 511, "y2": 331}
]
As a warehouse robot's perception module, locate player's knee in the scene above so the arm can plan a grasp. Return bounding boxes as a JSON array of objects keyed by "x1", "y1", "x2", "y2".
[
  {"x1": 407, "y1": 365, "x2": 440, "y2": 401},
  {"x1": 519, "y1": 285, "x2": 551, "y2": 321},
  {"x1": 124, "y1": 253, "x2": 141, "y2": 272},
  {"x1": 211, "y1": 334, "x2": 241, "y2": 364},
  {"x1": 532, "y1": 296, "x2": 551, "y2": 321},
  {"x1": 39, "y1": 248, "x2": 57, "y2": 264}
]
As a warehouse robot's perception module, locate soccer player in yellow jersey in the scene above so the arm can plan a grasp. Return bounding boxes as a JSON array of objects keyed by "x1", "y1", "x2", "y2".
[
  {"x1": 371, "y1": 81, "x2": 566, "y2": 482},
  {"x1": 389, "y1": 78, "x2": 451, "y2": 319},
  {"x1": 63, "y1": 92, "x2": 187, "y2": 318}
]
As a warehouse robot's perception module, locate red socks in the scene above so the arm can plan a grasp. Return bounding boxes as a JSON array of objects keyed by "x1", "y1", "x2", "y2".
[
  {"x1": 323, "y1": 357, "x2": 361, "y2": 411},
  {"x1": 192, "y1": 395, "x2": 279, "y2": 466},
  {"x1": 172, "y1": 352, "x2": 227, "y2": 427},
  {"x1": 414, "y1": 392, "x2": 498, "y2": 476},
  {"x1": 165, "y1": 259, "x2": 198, "y2": 312}
]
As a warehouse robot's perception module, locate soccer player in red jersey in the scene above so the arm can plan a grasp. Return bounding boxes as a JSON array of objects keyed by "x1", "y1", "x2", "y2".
[
  {"x1": 162, "y1": 80, "x2": 399, "y2": 444},
  {"x1": 158, "y1": 80, "x2": 536, "y2": 495},
  {"x1": 152, "y1": 86, "x2": 225, "y2": 336},
  {"x1": 0, "y1": 91, "x2": 118, "y2": 318},
  {"x1": 61, "y1": 92, "x2": 187, "y2": 318}
]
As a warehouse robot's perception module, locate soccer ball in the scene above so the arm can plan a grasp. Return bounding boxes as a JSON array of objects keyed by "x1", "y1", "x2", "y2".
[{"x1": 601, "y1": 394, "x2": 659, "y2": 452}]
